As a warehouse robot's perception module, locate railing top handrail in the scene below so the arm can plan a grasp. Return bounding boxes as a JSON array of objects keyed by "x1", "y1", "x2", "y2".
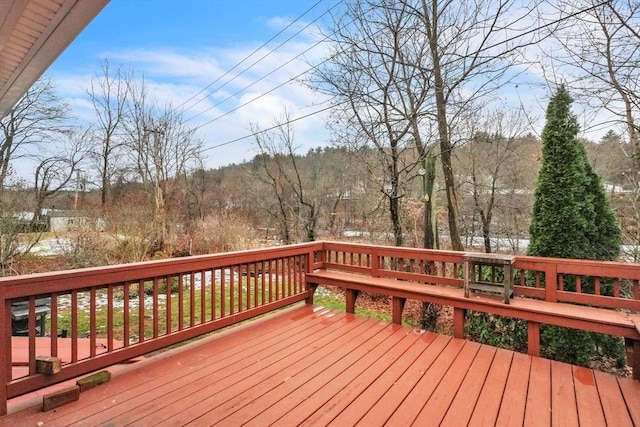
[
  {"x1": 0, "y1": 242, "x2": 322, "y2": 299},
  {"x1": 318, "y1": 240, "x2": 640, "y2": 274}
]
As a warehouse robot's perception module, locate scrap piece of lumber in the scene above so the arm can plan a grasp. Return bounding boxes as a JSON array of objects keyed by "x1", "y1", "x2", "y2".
[
  {"x1": 77, "y1": 370, "x2": 111, "y2": 392},
  {"x1": 42, "y1": 385, "x2": 80, "y2": 411},
  {"x1": 35, "y1": 356, "x2": 62, "y2": 375}
]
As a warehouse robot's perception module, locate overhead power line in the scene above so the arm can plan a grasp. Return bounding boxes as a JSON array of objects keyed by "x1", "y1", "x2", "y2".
[
  {"x1": 201, "y1": 1, "x2": 610, "y2": 151},
  {"x1": 179, "y1": 0, "x2": 340, "y2": 115}
]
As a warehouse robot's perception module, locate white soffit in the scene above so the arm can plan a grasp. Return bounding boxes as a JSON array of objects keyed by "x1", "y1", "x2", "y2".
[{"x1": 0, "y1": 0, "x2": 109, "y2": 118}]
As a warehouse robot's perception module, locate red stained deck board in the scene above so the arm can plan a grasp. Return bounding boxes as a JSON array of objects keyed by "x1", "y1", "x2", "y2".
[
  {"x1": 355, "y1": 334, "x2": 452, "y2": 427},
  {"x1": 253, "y1": 332, "x2": 448, "y2": 427},
  {"x1": 96, "y1": 309, "x2": 362, "y2": 425},
  {"x1": 11, "y1": 305, "x2": 336, "y2": 425},
  {"x1": 440, "y1": 344, "x2": 497, "y2": 427},
  {"x1": 524, "y1": 357, "x2": 552, "y2": 427},
  {"x1": 467, "y1": 349, "x2": 513, "y2": 427},
  {"x1": 412, "y1": 341, "x2": 483, "y2": 426},
  {"x1": 573, "y1": 365, "x2": 607, "y2": 427},
  {"x1": 384, "y1": 337, "x2": 466, "y2": 426},
  {"x1": 325, "y1": 331, "x2": 439, "y2": 427},
  {"x1": 294, "y1": 325, "x2": 425, "y2": 427},
  {"x1": 593, "y1": 370, "x2": 634, "y2": 427},
  {"x1": 223, "y1": 319, "x2": 398, "y2": 427},
  {"x1": 266, "y1": 326, "x2": 412, "y2": 426},
  {"x1": 180, "y1": 319, "x2": 384, "y2": 425},
  {"x1": 551, "y1": 361, "x2": 579, "y2": 427},
  {"x1": 3, "y1": 304, "x2": 639, "y2": 427},
  {"x1": 618, "y1": 375, "x2": 640, "y2": 425},
  {"x1": 495, "y1": 351, "x2": 532, "y2": 427}
]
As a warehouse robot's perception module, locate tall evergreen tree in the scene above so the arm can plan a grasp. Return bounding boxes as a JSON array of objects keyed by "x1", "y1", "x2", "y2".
[
  {"x1": 528, "y1": 86, "x2": 622, "y2": 365},
  {"x1": 529, "y1": 86, "x2": 620, "y2": 259}
]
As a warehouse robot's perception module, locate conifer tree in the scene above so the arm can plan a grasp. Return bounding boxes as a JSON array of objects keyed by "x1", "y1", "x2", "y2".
[{"x1": 528, "y1": 86, "x2": 622, "y2": 365}]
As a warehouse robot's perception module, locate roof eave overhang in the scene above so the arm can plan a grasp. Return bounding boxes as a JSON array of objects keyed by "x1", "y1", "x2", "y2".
[{"x1": 0, "y1": 0, "x2": 110, "y2": 119}]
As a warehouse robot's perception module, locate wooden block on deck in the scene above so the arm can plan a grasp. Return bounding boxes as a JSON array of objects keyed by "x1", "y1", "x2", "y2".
[
  {"x1": 35, "y1": 356, "x2": 62, "y2": 375},
  {"x1": 42, "y1": 385, "x2": 80, "y2": 411},
  {"x1": 77, "y1": 370, "x2": 111, "y2": 392}
]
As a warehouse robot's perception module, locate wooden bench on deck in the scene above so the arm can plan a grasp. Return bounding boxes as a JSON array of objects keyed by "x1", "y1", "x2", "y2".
[{"x1": 305, "y1": 269, "x2": 640, "y2": 379}]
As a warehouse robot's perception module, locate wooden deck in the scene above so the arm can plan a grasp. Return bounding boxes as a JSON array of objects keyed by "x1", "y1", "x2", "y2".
[{"x1": 3, "y1": 304, "x2": 640, "y2": 426}]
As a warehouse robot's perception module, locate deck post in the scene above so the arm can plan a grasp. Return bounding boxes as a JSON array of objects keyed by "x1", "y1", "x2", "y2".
[
  {"x1": 305, "y1": 283, "x2": 318, "y2": 305},
  {"x1": 345, "y1": 289, "x2": 360, "y2": 314},
  {"x1": 392, "y1": 297, "x2": 406, "y2": 325},
  {"x1": 633, "y1": 340, "x2": 640, "y2": 381},
  {"x1": 453, "y1": 307, "x2": 466, "y2": 339},
  {"x1": 1, "y1": 297, "x2": 8, "y2": 416},
  {"x1": 527, "y1": 321, "x2": 541, "y2": 357}
]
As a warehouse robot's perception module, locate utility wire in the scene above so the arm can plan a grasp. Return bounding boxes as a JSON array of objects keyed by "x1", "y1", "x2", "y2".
[
  {"x1": 187, "y1": 34, "x2": 330, "y2": 124},
  {"x1": 201, "y1": 101, "x2": 340, "y2": 152},
  {"x1": 177, "y1": 0, "x2": 324, "y2": 113},
  {"x1": 180, "y1": 1, "x2": 341, "y2": 115},
  {"x1": 200, "y1": 1, "x2": 609, "y2": 151}
]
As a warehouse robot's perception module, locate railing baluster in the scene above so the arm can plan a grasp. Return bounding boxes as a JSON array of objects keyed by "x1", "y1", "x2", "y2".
[
  {"x1": 200, "y1": 269, "x2": 206, "y2": 323},
  {"x1": 50, "y1": 293, "x2": 58, "y2": 356},
  {"x1": 107, "y1": 285, "x2": 114, "y2": 352},
  {"x1": 90, "y1": 288, "x2": 97, "y2": 358},
  {"x1": 239, "y1": 264, "x2": 244, "y2": 312},
  {"x1": 261, "y1": 261, "x2": 266, "y2": 305},
  {"x1": 71, "y1": 290, "x2": 78, "y2": 362},
  {"x1": 220, "y1": 269, "x2": 226, "y2": 318},
  {"x1": 230, "y1": 266, "x2": 235, "y2": 315},
  {"x1": 28, "y1": 298, "x2": 36, "y2": 375},
  {"x1": 178, "y1": 274, "x2": 184, "y2": 329},
  {"x1": 138, "y1": 280, "x2": 145, "y2": 343},
  {"x1": 166, "y1": 275, "x2": 172, "y2": 335},
  {"x1": 123, "y1": 283, "x2": 130, "y2": 347},
  {"x1": 214, "y1": 269, "x2": 220, "y2": 320},
  {"x1": 152, "y1": 278, "x2": 159, "y2": 338},
  {"x1": 190, "y1": 272, "x2": 196, "y2": 326}
]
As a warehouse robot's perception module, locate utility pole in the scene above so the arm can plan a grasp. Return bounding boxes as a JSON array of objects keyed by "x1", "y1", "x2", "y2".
[
  {"x1": 419, "y1": 156, "x2": 437, "y2": 249},
  {"x1": 74, "y1": 169, "x2": 83, "y2": 210}
]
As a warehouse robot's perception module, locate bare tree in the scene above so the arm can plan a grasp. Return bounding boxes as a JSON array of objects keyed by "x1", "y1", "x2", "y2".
[
  {"x1": 85, "y1": 59, "x2": 130, "y2": 209},
  {"x1": 455, "y1": 109, "x2": 533, "y2": 253},
  {"x1": 252, "y1": 110, "x2": 318, "y2": 242},
  {"x1": 125, "y1": 78, "x2": 203, "y2": 251},
  {"x1": 314, "y1": 0, "x2": 540, "y2": 249},
  {"x1": 32, "y1": 128, "x2": 89, "y2": 221},
  {"x1": 549, "y1": 0, "x2": 639, "y2": 167},
  {"x1": 0, "y1": 78, "x2": 70, "y2": 190},
  {"x1": 408, "y1": 0, "x2": 542, "y2": 250},
  {"x1": 0, "y1": 78, "x2": 72, "y2": 272},
  {"x1": 312, "y1": 0, "x2": 436, "y2": 247}
]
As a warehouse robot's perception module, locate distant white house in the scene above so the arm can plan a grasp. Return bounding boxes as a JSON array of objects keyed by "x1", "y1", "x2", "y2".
[{"x1": 48, "y1": 210, "x2": 104, "y2": 233}]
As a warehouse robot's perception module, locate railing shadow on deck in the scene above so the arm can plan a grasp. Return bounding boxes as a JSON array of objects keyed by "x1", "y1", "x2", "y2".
[{"x1": 2, "y1": 240, "x2": 640, "y2": 415}]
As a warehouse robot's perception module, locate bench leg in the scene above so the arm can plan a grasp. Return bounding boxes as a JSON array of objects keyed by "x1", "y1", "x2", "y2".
[
  {"x1": 453, "y1": 308, "x2": 466, "y2": 339},
  {"x1": 528, "y1": 321, "x2": 540, "y2": 357},
  {"x1": 305, "y1": 283, "x2": 318, "y2": 305},
  {"x1": 626, "y1": 338, "x2": 640, "y2": 380},
  {"x1": 345, "y1": 289, "x2": 360, "y2": 314},
  {"x1": 392, "y1": 297, "x2": 406, "y2": 325}
]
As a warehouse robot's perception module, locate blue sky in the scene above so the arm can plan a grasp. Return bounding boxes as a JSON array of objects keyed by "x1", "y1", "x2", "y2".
[
  {"x1": 39, "y1": 0, "x2": 616, "y2": 179},
  {"x1": 45, "y1": 0, "x2": 337, "y2": 170}
]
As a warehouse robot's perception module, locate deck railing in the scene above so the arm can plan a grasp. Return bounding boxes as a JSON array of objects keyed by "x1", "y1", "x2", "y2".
[
  {"x1": 317, "y1": 241, "x2": 640, "y2": 311},
  {"x1": 2, "y1": 240, "x2": 640, "y2": 415},
  {"x1": 1, "y1": 242, "x2": 322, "y2": 415}
]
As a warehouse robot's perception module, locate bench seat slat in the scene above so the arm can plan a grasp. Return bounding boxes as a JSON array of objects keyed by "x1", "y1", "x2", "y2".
[{"x1": 306, "y1": 270, "x2": 640, "y2": 340}]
